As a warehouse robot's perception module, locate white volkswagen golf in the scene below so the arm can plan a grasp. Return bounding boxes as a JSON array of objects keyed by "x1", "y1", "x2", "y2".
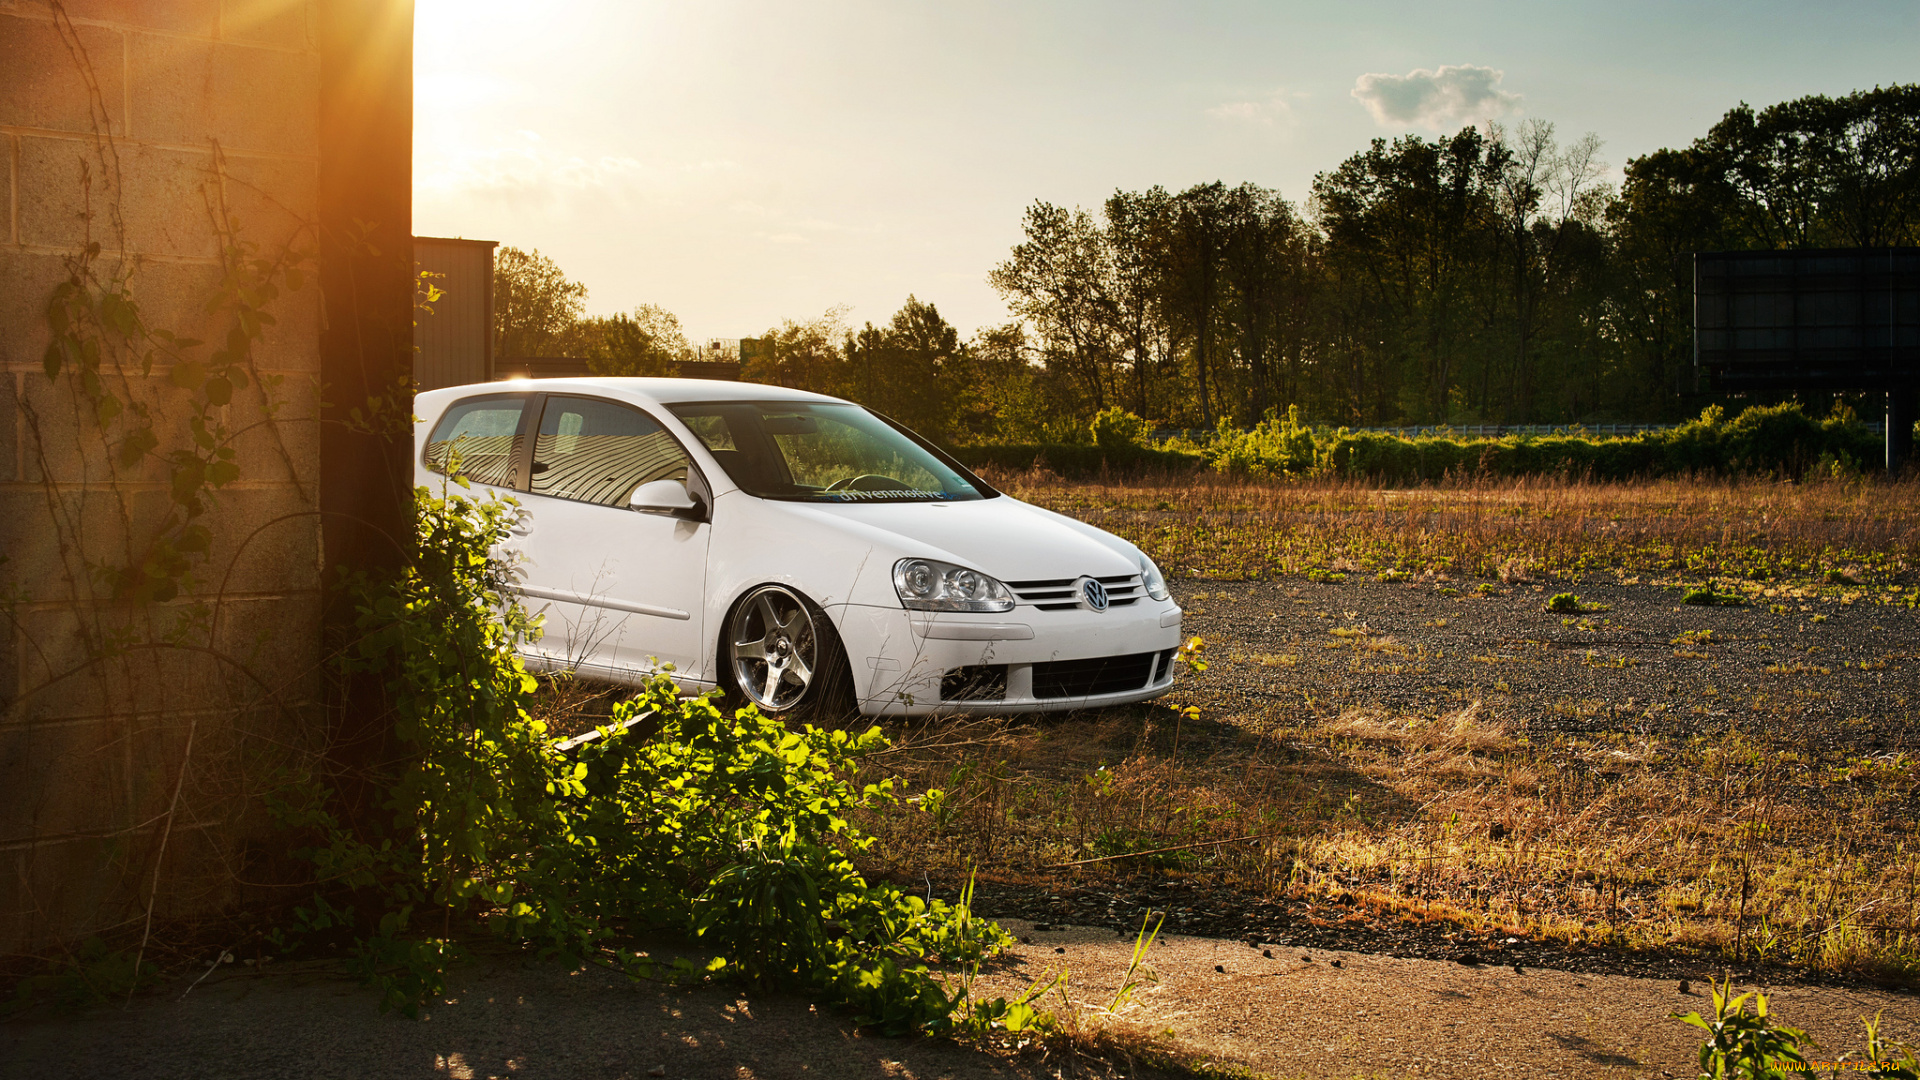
[{"x1": 414, "y1": 378, "x2": 1183, "y2": 717}]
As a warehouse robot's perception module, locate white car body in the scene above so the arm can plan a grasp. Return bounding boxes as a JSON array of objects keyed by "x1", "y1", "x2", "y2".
[{"x1": 412, "y1": 378, "x2": 1183, "y2": 716}]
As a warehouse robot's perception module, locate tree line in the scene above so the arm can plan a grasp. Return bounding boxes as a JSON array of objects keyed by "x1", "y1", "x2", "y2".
[{"x1": 493, "y1": 84, "x2": 1920, "y2": 442}]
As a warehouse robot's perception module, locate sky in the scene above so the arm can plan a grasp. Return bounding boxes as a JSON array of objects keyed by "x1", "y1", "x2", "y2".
[{"x1": 413, "y1": 0, "x2": 1920, "y2": 343}]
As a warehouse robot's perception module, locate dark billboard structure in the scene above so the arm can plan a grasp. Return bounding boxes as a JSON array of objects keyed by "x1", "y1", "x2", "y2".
[{"x1": 1695, "y1": 248, "x2": 1920, "y2": 469}]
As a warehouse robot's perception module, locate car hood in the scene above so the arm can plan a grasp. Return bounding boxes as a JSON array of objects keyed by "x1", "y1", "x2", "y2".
[{"x1": 782, "y1": 496, "x2": 1141, "y2": 582}]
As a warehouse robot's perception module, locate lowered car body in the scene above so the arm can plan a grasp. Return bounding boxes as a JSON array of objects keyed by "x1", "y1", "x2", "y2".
[{"x1": 413, "y1": 378, "x2": 1182, "y2": 716}]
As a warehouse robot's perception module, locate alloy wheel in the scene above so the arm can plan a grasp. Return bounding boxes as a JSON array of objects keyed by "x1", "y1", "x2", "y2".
[{"x1": 727, "y1": 585, "x2": 819, "y2": 711}]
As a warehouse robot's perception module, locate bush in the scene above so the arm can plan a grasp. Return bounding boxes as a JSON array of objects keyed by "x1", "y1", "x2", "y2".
[
  {"x1": 1546, "y1": 593, "x2": 1584, "y2": 614},
  {"x1": 280, "y1": 481, "x2": 1013, "y2": 1030},
  {"x1": 1089, "y1": 406, "x2": 1153, "y2": 451},
  {"x1": 1675, "y1": 979, "x2": 1920, "y2": 1078},
  {"x1": 1683, "y1": 587, "x2": 1747, "y2": 607}
]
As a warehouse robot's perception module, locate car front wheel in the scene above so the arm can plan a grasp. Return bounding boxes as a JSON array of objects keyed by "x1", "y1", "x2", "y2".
[{"x1": 723, "y1": 584, "x2": 851, "y2": 717}]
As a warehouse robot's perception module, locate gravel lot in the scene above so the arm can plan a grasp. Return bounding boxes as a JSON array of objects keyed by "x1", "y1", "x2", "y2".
[
  {"x1": 1175, "y1": 576, "x2": 1918, "y2": 747},
  {"x1": 957, "y1": 575, "x2": 1920, "y2": 988}
]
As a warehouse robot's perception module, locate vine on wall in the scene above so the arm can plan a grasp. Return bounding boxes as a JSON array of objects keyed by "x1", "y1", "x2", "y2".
[
  {"x1": 39, "y1": 156, "x2": 313, "y2": 606},
  {"x1": 4, "y1": 3, "x2": 329, "y2": 989}
]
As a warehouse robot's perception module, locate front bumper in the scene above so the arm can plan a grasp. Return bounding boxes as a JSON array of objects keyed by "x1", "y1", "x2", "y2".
[{"x1": 831, "y1": 600, "x2": 1184, "y2": 716}]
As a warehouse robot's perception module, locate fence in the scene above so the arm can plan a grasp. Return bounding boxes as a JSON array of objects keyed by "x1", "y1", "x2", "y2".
[{"x1": 1152, "y1": 421, "x2": 1890, "y2": 442}]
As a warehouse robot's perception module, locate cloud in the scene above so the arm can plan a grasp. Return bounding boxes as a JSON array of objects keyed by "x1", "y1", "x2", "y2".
[
  {"x1": 1207, "y1": 91, "x2": 1297, "y2": 126},
  {"x1": 415, "y1": 145, "x2": 741, "y2": 216},
  {"x1": 1350, "y1": 64, "x2": 1520, "y2": 129}
]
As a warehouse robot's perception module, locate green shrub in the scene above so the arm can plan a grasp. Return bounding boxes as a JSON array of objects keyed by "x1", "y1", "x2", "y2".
[
  {"x1": 1682, "y1": 587, "x2": 1747, "y2": 607},
  {"x1": 1674, "y1": 979, "x2": 1920, "y2": 1079},
  {"x1": 1208, "y1": 406, "x2": 1323, "y2": 478},
  {"x1": 280, "y1": 481, "x2": 1013, "y2": 1030},
  {"x1": 1089, "y1": 406, "x2": 1153, "y2": 450},
  {"x1": 1674, "y1": 980, "x2": 1814, "y2": 1078},
  {"x1": 1546, "y1": 593, "x2": 1584, "y2": 614}
]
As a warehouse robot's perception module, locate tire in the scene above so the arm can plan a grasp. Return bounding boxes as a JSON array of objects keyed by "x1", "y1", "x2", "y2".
[{"x1": 719, "y1": 584, "x2": 855, "y2": 722}]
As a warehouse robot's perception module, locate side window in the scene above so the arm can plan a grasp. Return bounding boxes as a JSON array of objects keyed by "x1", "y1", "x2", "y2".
[
  {"x1": 424, "y1": 395, "x2": 526, "y2": 488},
  {"x1": 532, "y1": 396, "x2": 692, "y2": 507}
]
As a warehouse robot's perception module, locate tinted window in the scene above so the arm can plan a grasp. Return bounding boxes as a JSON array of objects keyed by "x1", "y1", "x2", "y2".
[
  {"x1": 532, "y1": 396, "x2": 691, "y2": 507},
  {"x1": 424, "y1": 395, "x2": 526, "y2": 488},
  {"x1": 666, "y1": 401, "x2": 984, "y2": 502}
]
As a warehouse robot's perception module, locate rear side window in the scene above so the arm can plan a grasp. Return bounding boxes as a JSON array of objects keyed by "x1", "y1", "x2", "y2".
[
  {"x1": 425, "y1": 395, "x2": 527, "y2": 488},
  {"x1": 532, "y1": 396, "x2": 692, "y2": 507}
]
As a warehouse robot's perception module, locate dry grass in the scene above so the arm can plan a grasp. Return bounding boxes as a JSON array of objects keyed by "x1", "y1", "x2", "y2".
[
  {"x1": 975, "y1": 468, "x2": 1920, "y2": 587},
  {"x1": 852, "y1": 698, "x2": 1920, "y2": 987}
]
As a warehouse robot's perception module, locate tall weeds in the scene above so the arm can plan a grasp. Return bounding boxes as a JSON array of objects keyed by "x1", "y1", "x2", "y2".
[{"x1": 986, "y1": 470, "x2": 1920, "y2": 585}]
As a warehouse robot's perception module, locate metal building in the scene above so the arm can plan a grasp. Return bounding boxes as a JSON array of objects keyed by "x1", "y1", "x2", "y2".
[{"x1": 414, "y1": 236, "x2": 498, "y2": 391}]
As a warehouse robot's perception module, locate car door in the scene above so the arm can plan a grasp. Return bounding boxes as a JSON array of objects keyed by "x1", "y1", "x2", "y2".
[
  {"x1": 513, "y1": 394, "x2": 713, "y2": 684},
  {"x1": 421, "y1": 392, "x2": 530, "y2": 496}
]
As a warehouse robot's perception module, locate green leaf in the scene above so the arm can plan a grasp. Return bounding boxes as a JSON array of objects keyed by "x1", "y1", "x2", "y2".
[
  {"x1": 170, "y1": 360, "x2": 207, "y2": 391},
  {"x1": 117, "y1": 427, "x2": 159, "y2": 467},
  {"x1": 171, "y1": 458, "x2": 206, "y2": 504},
  {"x1": 204, "y1": 377, "x2": 232, "y2": 405}
]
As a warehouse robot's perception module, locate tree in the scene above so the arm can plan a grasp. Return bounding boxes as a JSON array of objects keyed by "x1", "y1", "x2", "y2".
[
  {"x1": 873, "y1": 296, "x2": 965, "y2": 440},
  {"x1": 1219, "y1": 184, "x2": 1313, "y2": 420},
  {"x1": 1485, "y1": 120, "x2": 1611, "y2": 420},
  {"x1": 569, "y1": 304, "x2": 692, "y2": 377},
  {"x1": 1101, "y1": 187, "x2": 1174, "y2": 417},
  {"x1": 1312, "y1": 129, "x2": 1504, "y2": 421},
  {"x1": 1693, "y1": 85, "x2": 1920, "y2": 249},
  {"x1": 957, "y1": 322, "x2": 1056, "y2": 441},
  {"x1": 1151, "y1": 183, "x2": 1239, "y2": 426},
  {"x1": 741, "y1": 306, "x2": 851, "y2": 396},
  {"x1": 493, "y1": 246, "x2": 587, "y2": 358},
  {"x1": 989, "y1": 202, "x2": 1119, "y2": 414}
]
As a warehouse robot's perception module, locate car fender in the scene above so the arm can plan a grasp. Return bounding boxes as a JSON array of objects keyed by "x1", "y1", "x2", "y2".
[{"x1": 700, "y1": 493, "x2": 929, "y2": 679}]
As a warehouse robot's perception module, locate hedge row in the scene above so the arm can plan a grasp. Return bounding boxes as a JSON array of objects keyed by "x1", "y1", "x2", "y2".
[{"x1": 947, "y1": 404, "x2": 1889, "y2": 482}]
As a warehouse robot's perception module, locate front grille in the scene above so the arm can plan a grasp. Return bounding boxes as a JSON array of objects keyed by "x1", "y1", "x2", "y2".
[
  {"x1": 1032, "y1": 651, "x2": 1157, "y2": 699},
  {"x1": 1005, "y1": 574, "x2": 1143, "y2": 612},
  {"x1": 941, "y1": 665, "x2": 1007, "y2": 702},
  {"x1": 1151, "y1": 648, "x2": 1176, "y2": 682}
]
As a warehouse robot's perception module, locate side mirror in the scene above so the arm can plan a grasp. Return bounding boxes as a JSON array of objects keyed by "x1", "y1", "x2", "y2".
[{"x1": 630, "y1": 479, "x2": 704, "y2": 520}]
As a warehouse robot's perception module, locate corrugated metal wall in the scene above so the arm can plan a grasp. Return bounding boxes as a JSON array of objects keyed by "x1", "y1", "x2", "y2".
[{"x1": 414, "y1": 237, "x2": 497, "y2": 391}]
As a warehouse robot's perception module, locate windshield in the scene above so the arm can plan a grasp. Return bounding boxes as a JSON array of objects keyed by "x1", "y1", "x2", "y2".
[{"x1": 666, "y1": 401, "x2": 988, "y2": 502}]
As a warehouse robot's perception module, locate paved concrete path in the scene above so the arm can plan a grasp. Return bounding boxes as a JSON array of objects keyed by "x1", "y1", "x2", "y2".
[
  {"x1": 3, "y1": 949, "x2": 1035, "y2": 1080},
  {"x1": 8, "y1": 926, "x2": 1919, "y2": 1080}
]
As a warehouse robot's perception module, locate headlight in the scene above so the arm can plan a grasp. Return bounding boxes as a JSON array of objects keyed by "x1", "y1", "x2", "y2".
[
  {"x1": 1140, "y1": 553, "x2": 1170, "y2": 601},
  {"x1": 893, "y1": 558, "x2": 1015, "y2": 613}
]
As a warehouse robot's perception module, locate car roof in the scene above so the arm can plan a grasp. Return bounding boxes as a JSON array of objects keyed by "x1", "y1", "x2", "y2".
[{"x1": 424, "y1": 377, "x2": 846, "y2": 409}]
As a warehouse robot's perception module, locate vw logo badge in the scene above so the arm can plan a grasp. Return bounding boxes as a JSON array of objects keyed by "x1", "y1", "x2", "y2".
[{"x1": 1079, "y1": 577, "x2": 1110, "y2": 612}]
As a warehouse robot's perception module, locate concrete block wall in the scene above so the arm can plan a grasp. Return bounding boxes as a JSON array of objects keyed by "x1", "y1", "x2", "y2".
[{"x1": 0, "y1": 0, "x2": 325, "y2": 954}]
